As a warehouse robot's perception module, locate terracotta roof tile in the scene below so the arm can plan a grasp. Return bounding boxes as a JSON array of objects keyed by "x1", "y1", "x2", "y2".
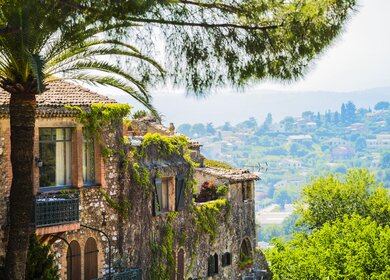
[
  {"x1": 195, "y1": 166, "x2": 260, "y2": 182},
  {"x1": 0, "y1": 81, "x2": 117, "y2": 117}
]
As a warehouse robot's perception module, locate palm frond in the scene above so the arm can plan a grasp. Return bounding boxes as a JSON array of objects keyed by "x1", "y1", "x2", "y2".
[
  {"x1": 50, "y1": 60, "x2": 150, "y2": 97},
  {"x1": 29, "y1": 53, "x2": 45, "y2": 93}
]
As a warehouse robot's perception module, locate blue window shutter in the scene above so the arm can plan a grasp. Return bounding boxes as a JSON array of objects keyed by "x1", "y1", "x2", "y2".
[
  {"x1": 153, "y1": 177, "x2": 162, "y2": 216},
  {"x1": 175, "y1": 176, "x2": 185, "y2": 211}
]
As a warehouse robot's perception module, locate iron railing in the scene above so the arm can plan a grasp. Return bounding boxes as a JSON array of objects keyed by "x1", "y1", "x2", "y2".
[
  {"x1": 34, "y1": 193, "x2": 80, "y2": 227},
  {"x1": 94, "y1": 268, "x2": 142, "y2": 280}
]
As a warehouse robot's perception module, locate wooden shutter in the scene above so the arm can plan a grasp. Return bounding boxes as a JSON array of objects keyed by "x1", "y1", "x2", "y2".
[
  {"x1": 153, "y1": 177, "x2": 162, "y2": 215},
  {"x1": 207, "y1": 255, "x2": 214, "y2": 276},
  {"x1": 177, "y1": 248, "x2": 185, "y2": 280},
  {"x1": 84, "y1": 237, "x2": 98, "y2": 280},
  {"x1": 214, "y1": 253, "x2": 219, "y2": 274},
  {"x1": 67, "y1": 240, "x2": 81, "y2": 280},
  {"x1": 175, "y1": 176, "x2": 185, "y2": 211}
]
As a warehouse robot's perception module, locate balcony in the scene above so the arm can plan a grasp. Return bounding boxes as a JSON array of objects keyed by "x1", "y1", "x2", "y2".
[
  {"x1": 94, "y1": 268, "x2": 142, "y2": 280},
  {"x1": 34, "y1": 192, "x2": 80, "y2": 235}
]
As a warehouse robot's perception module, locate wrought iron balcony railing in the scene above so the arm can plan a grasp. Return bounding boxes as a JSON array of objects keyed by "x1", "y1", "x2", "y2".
[
  {"x1": 34, "y1": 193, "x2": 80, "y2": 228},
  {"x1": 94, "y1": 268, "x2": 142, "y2": 280}
]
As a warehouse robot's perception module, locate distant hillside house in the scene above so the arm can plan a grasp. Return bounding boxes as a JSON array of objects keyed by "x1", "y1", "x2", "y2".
[
  {"x1": 346, "y1": 123, "x2": 370, "y2": 133},
  {"x1": 279, "y1": 159, "x2": 302, "y2": 168},
  {"x1": 367, "y1": 134, "x2": 390, "y2": 149},
  {"x1": 287, "y1": 134, "x2": 312, "y2": 144},
  {"x1": 269, "y1": 122, "x2": 286, "y2": 133},
  {"x1": 331, "y1": 146, "x2": 355, "y2": 161},
  {"x1": 326, "y1": 137, "x2": 350, "y2": 147}
]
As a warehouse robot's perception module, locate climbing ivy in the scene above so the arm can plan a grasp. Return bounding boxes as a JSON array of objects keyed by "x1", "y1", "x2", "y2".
[
  {"x1": 131, "y1": 163, "x2": 150, "y2": 189},
  {"x1": 67, "y1": 103, "x2": 131, "y2": 141},
  {"x1": 99, "y1": 188, "x2": 130, "y2": 219},
  {"x1": 136, "y1": 133, "x2": 188, "y2": 160},
  {"x1": 150, "y1": 212, "x2": 177, "y2": 280},
  {"x1": 193, "y1": 198, "x2": 229, "y2": 242}
]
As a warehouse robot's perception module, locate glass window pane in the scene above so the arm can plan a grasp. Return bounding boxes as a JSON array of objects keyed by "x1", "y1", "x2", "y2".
[
  {"x1": 39, "y1": 142, "x2": 56, "y2": 187},
  {"x1": 83, "y1": 138, "x2": 95, "y2": 185},
  {"x1": 56, "y1": 128, "x2": 64, "y2": 141},
  {"x1": 65, "y1": 140, "x2": 72, "y2": 185},
  {"x1": 39, "y1": 128, "x2": 51, "y2": 141},
  {"x1": 65, "y1": 128, "x2": 72, "y2": 140},
  {"x1": 39, "y1": 127, "x2": 72, "y2": 188}
]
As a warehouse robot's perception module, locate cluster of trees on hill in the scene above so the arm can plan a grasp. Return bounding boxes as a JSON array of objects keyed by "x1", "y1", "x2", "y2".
[{"x1": 266, "y1": 169, "x2": 390, "y2": 279}]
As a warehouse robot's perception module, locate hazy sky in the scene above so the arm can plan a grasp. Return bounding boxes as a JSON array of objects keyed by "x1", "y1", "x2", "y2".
[
  {"x1": 102, "y1": 0, "x2": 390, "y2": 124},
  {"x1": 255, "y1": 0, "x2": 390, "y2": 92}
]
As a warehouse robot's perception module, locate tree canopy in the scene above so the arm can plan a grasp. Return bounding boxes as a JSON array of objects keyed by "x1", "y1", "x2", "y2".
[
  {"x1": 267, "y1": 169, "x2": 390, "y2": 279},
  {"x1": 268, "y1": 215, "x2": 390, "y2": 280},
  {"x1": 295, "y1": 169, "x2": 390, "y2": 229}
]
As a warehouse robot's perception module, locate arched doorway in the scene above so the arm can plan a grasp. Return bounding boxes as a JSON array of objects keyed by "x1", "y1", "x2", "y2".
[
  {"x1": 177, "y1": 248, "x2": 184, "y2": 280},
  {"x1": 84, "y1": 237, "x2": 99, "y2": 280},
  {"x1": 239, "y1": 238, "x2": 253, "y2": 268},
  {"x1": 67, "y1": 240, "x2": 81, "y2": 280}
]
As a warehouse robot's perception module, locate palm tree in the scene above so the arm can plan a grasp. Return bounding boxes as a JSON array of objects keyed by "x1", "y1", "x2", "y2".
[{"x1": 0, "y1": 3, "x2": 162, "y2": 278}]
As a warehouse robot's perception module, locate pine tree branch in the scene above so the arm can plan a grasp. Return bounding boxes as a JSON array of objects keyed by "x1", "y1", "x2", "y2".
[{"x1": 126, "y1": 16, "x2": 281, "y2": 31}]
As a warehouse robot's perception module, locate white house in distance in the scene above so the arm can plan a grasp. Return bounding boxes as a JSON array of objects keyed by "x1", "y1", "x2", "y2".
[
  {"x1": 287, "y1": 135, "x2": 312, "y2": 144},
  {"x1": 367, "y1": 134, "x2": 390, "y2": 149}
]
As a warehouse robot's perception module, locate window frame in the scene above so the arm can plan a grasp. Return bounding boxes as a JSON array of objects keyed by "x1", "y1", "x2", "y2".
[
  {"x1": 39, "y1": 127, "x2": 72, "y2": 190},
  {"x1": 82, "y1": 135, "x2": 95, "y2": 186}
]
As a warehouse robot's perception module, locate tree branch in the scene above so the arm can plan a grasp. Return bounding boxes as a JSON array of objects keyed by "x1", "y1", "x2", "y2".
[
  {"x1": 126, "y1": 17, "x2": 280, "y2": 31},
  {"x1": 179, "y1": 0, "x2": 245, "y2": 14}
]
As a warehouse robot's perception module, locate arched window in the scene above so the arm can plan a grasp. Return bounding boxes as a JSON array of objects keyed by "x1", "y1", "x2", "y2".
[
  {"x1": 177, "y1": 248, "x2": 185, "y2": 280},
  {"x1": 239, "y1": 238, "x2": 253, "y2": 268},
  {"x1": 67, "y1": 240, "x2": 81, "y2": 280},
  {"x1": 84, "y1": 237, "x2": 99, "y2": 280}
]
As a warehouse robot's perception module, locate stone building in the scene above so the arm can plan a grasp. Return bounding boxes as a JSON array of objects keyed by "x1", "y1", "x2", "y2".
[{"x1": 0, "y1": 81, "x2": 261, "y2": 280}]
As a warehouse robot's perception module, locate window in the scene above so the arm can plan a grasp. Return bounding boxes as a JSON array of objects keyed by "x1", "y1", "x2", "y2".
[
  {"x1": 39, "y1": 128, "x2": 72, "y2": 188},
  {"x1": 153, "y1": 176, "x2": 185, "y2": 215},
  {"x1": 222, "y1": 252, "x2": 231, "y2": 267},
  {"x1": 83, "y1": 136, "x2": 95, "y2": 185},
  {"x1": 175, "y1": 176, "x2": 185, "y2": 211},
  {"x1": 242, "y1": 181, "x2": 253, "y2": 201},
  {"x1": 207, "y1": 253, "x2": 218, "y2": 276}
]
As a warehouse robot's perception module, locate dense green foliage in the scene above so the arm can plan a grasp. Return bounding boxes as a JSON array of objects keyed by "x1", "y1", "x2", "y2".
[
  {"x1": 25, "y1": 235, "x2": 59, "y2": 280},
  {"x1": 266, "y1": 170, "x2": 390, "y2": 279},
  {"x1": 296, "y1": 169, "x2": 390, "y2": 229},
  {"x1": 137, "y1": 133, "x2": 188, "y2": 159},
  {"x1": 204, "y1": 159, "x2": 233, "y2": 169},
  {"x1": 267, "y1": 215, "x2": 390, "y2": 280}
]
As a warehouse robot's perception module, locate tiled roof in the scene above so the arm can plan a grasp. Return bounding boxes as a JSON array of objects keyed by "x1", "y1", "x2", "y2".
[
  {"x1": 195, "y1": 166, "x2": 260, "y2": 182},
  {"x1": 0, "y1": 81, "x2": 117, "y2": 117}
]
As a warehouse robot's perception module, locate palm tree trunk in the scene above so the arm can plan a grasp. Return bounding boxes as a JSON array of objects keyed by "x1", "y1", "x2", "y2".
[{"x1": 5, "y1": 92, "x2": 36, "y2": 280}]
